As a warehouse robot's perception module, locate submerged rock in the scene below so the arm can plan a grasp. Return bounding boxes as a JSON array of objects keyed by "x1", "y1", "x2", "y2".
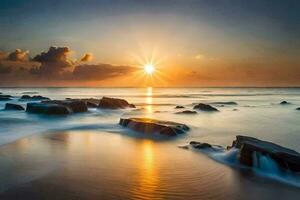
[
  {"x1": 175, "y1": 105, "x2": 185, "y2": 109},
  {"x1": 280, "y1": 101, "x2": 290, "y2": 105},
  {"x1": 176, "y1": 110, "x2": 197, "y2": 114},
  {"x1": 193, "y1": 103, "x2": 219, "y2": 112},
  {"x1": 26, "y1": 100, "x2": 87, "y2": 115},
  {"x1": 210, "y1": 101, "x2": 238, "y2": 105},
  {"x1": 5, "y1": 103, "x2": 25, "y2": 110},
  {"x1": 20, "y1": 95, "x2": 50, "y2": 101},
  {"x1": 98, "y1": 97, "x2": 135, "y2": 109},
  {"x1": 119, "y1": 117, "x2": 189, "y2": 136}
]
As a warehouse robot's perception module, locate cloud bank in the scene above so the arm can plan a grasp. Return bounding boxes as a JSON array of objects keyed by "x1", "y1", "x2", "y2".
[{"x1": 0, "y1": 46, "x2": 137, "y2": 86}]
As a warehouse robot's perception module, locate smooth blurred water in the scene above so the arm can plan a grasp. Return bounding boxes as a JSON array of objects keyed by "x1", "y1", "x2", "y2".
[{"x1": 0, "y1": 87, "x2": 300, "y2": 199}]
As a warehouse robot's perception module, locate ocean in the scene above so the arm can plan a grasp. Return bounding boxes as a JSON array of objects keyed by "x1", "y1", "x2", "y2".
[{"x1": 0, "y1": 87, "x2": 300, "y2": 199}]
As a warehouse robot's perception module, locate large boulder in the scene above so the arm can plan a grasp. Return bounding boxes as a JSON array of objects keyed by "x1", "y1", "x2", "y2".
[
  {"x1": 41, "y1": 100, "x2": 88, "y2": 113},
  {"x1": 98, "y1": 97, "x2": 135, "y2": 109},
  {"x1": 193, "y1": 103, "x2": 219, "y2": 112},
  {"x1": 26, "y1": 100, "x2": 88, "y2": 115},
  {"x1": 5, "y1": 103, "x2": 25, "y2": 110},
  {"x1": 26, "y1": 103, "x2": 70, "y2": 115},
  {"x1": 119, "y1": 118, "x2": 189, "y2": 136},
  {"x1": 229, "y1": 135, "x2": 300, "y2": 172},
  {"x1": 20, "y1": 95, "x2": 50, "y2": 101}
]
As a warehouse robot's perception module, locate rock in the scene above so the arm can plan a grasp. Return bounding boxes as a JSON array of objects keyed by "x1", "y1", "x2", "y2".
[
  {"x1": 233, "y1": 109, "x2": 239, "y2": 111},
  {"x1": 175, "y1": 105, "x2": 185, "y2": 109},
  {"x1": 98, "y1": 97, "x2": 135, "y2": 109},
  {"x1": 280, "y1": 101, "x2": 290, "y2": 105},
  {"x1": 26, "y1": 103, "x2": 70, "y2": 115},
  {"x1": 193, "y1": 103, "x2": 219, "y2": 112},
  {"x1": 229, "y1": 135, "x2": 300, "y2": 172},
  {"x1": 20, "y1": 95, "x2": 50, "y2": 101},
  {"x1": 119, "y1": 117, "x2": 189, "y2": 136},
  {"x1": 210, "y1": 101, "x2": 238, "y2": 105},
  {"x1": 26, "y1": 100, "x2": 88, "y2": 115},
  {"x1": 0, "y1": 94, "x2": 13, "y2": 101},
  {"x1": 42, "y1": 100, "x2": 88, "y2": 113},
  {"x1": 5, "y1": 103, "x2": 25, "y2": 110},
  {"x1": 296, "y1": 107, "x2": 300, "y2": 110},
  {"x1": 86, "y1": 101, "x2": 98, "y2": 108},
  {"x1": 190, "y1": 141, "x2": 212, "y2": 149},
  {"x1": 176, "y1": 110, "x2": 197, "y2": 114}
]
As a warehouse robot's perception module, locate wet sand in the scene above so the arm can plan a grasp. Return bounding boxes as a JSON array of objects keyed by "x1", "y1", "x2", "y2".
[{"x1": 0, "y1": 131, "x2": 299, "y2": 200}]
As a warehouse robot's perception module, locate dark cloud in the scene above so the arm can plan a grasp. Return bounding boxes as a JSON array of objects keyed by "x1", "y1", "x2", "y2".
[
  {"x1": 80, "y1": 53, "x2": 93, "y2": 62},
  {"x1": 32, "y1": 46, "x2": 73, "y2": 75},
  {"x1": 73, "y1": 64, "x2": 137, "y2": 80},
  {"x1": 7, "y1": 49, "x2": 29, "y2": 61}
]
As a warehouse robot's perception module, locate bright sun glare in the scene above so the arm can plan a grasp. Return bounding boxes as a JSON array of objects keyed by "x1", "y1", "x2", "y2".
[{"x1": 144, "y1": 64, "x2": 155, "y2": 75}]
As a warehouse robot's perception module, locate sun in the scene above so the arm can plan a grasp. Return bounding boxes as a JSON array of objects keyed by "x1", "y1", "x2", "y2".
[{"x1": 144, "y1": 64, "x2": 155, "y2": 75}]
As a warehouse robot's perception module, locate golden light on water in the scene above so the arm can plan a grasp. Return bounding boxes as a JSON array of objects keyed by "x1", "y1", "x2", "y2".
[{"x1": 146, "y1": 87, "x2": 153, "y2": 114}]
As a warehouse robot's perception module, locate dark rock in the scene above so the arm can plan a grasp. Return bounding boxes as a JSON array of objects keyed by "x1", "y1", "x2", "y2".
[
  {"x1": 26, "y1": 103, "x2": 70, "y2": 115},
  {"x1": 233, "y1": 109, "x2": 239, "y2": 111},
  {"x1": 296, "y1": 107, "x2": 300, "y2": 110},
  {"x1": 176, "y1": 110, "x2": 197, "y2": 114},
  {"x1": 280, "y1": 101, "x2": 290, "y2": 105},
  {"x1": 20, "y1": 95, "x2": 50, "y2": 101},
  {"x1": 42, "y1": 100, "x2": 88, "y2": 113},
  {"x1": 193, "y1": 103, "x2": 219, "y2": 112},
  {"x1": 0, "y1": 97, "x2": 12, "y2": 101},
  {"x1": 190, "y1": 141, "x2": 212, "y2": 149},
  {"x1": 210, "y1": 101, "x2": 238, "y2": 105},
  {"x1": 119, "y1": 118, "x2": 189, "y2": 136},
  {"x1": 229, "y1": 135, "x2": 300, "y2": 172},
  {"x1": 98, "y1": 97, "x2": 135, "y2": 109},
  {"x1": 86, "y1": 102, "x2": 98, "y2": 108},
  {"x1": 5, "y1": 103, "x2": 25, "y2": 110},
  {"x1": 26, "y1": 100, "x2": 88, "y2": 115},
  {"x1": 175, "y1": 105, "x2": 185, "y2": 109}
]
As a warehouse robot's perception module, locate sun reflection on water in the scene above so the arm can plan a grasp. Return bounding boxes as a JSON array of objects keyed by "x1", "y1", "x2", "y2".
[{"x1": 145, "y1": 87, "x2": 153, "y2": 114}]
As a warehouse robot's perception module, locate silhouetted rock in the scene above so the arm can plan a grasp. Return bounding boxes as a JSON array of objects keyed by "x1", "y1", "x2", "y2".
[
  {"x1": 296, "y1": 107, "x2": 300, "y2": 110},
  {"x1": 119, "y1": 118, "x2": 189, "y2": 136},
  {"x1": 98, "y1": 97, "x2": 135, "y2": 109},
  {"x1": 42, "y1": 100, "x2": 88, "y2": 113},
  {"x1": 193, "y1": 103, "x2": 219, "y2": 112},
  {"x1": 280, "y1": 101, "x2": 290, "y2": 105},
  {"x1": 190, "y1": 141, "x2": 212, "y2": 149},
  {"x1": 229, "y1": 135, "x2": 300, "y2": 172},
  {"x1": 176, "y1": 110, "x2": 197, "y2": 114},
  {"x1": 210, "y1": 101, "x2": 238, "y2": 105},
  {"x1": 175, "y1": 105, "x2": 185, "y2": 109},
  {"x1": 5, "y1": 103, "x2": 24, "y2": 110},
  {"x1": 0, "y1": 97, "x2": 12, "y2": 101},
  {"x1": 26, "y1": 103, "x2": 70, "y2": 115},
  {"x1": 20, "y1": 95, "x2": 50, "y2": 101}
]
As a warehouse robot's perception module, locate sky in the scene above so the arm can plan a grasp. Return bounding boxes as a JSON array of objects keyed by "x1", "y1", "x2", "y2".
[{"x1": 0, "y1": 0, "x2": 299, "y2": 87}]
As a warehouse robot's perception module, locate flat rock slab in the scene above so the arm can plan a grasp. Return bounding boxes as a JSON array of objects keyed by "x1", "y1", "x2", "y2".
[
  {"x1": 230, "y1": 135, "x2": 300, "y2": 172},
  {"x1": 98, "y1": 97, "x2": 135, "y2": 109},
  {"x1": 119, "y1": 118, "x2": 189, "y2": 136},
  {"x1": 42, "y1": 100, "x2": 88, "y2": 113},
  {"x1": 5, "y1": 103, "x2": 25, "y2": 110}
]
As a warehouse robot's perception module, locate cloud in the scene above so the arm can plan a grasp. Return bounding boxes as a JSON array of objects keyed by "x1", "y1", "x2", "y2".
[
  {"x1": 80, "y1": 53, "x2": 93, "y2": 62},
  {"x1": 73, "y1": 64, "x2": 137, "y2": 80},
  {"x1": 7, "y1": 49, "x2": 29, "y2": 61},
  {"x1": 32, "y1": 46, "x2": 73, "y2": 74}
]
